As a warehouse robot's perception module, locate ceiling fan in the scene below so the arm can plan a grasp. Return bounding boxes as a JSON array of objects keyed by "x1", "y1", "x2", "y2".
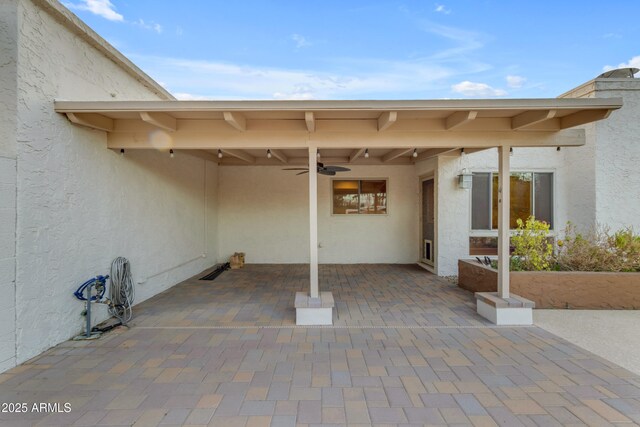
[{"x1": 283, "y1": 162, "x2": 351, "y2": 176}]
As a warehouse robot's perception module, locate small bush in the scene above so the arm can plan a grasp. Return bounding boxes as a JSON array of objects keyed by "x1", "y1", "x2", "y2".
[
  {"x1": 557, "y1": 223, "x2": 640, "y2": 272},
  {"x1": 510, "y1": 217, "x2": 554, "y2": 271}
]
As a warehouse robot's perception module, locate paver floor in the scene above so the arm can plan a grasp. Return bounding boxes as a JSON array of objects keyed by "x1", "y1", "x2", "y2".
[{"x1": 1, "y1": 264, "x2": 639, "y2": 426}]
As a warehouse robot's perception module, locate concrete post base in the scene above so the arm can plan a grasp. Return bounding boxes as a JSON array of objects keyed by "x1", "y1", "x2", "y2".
[
  {"x1": 476, "y1": 292, "x2": 534, "y2": 325},
  {"x1": 295, "y1": 291, "x2": 334, "y2": 325}
]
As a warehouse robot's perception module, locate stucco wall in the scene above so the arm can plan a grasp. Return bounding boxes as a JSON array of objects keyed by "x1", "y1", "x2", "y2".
[
  {"x1": 218, "y1": 165, "x2": 419, "y2": 264},
  {"x1": 0, "y1": 0, "x2": 19, "y2": 373},
  {"x1": 592, "y1": 80, "x2": 640, "y2": 230},
  {"x1": 435, "y1": 147, "x2": 569, "y2": 276},
  {"x1": 12, "y1": 0, "x2": 219, "y2": 367}
]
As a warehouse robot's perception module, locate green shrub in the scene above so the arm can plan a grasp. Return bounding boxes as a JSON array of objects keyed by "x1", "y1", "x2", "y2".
[
  {"x1": 557, "y1": 223, "x2": 640, "y2": 272},
  {"x1": 510, "y1": 216, "x2": 554, "y2": 271}
]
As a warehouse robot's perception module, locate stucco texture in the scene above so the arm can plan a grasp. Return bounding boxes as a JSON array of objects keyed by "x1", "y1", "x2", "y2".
[
  {"x1": 458, "y1": 260, "x2": 640, "y2": 309},
  {"x1": 218, "y1": 165, "x2": 419, "y2": 264},
  {"x1": 11, "y1": 0, "x2": 219, "y2": 367},
  {"x1": 0, "y1": 0, "x2": 19, "y2": 373}
]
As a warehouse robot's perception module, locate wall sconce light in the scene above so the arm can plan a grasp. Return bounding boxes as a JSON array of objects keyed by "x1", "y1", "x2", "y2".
[
  {"x1": 457, "y1": 168, "x2": 473, "y2": 190},
  {"x1": 267, "y1": 149, "x2": 272, "y2": 159},
  {"x1": 316, "y1": 149, "x2": 321, "y2": 159},
  {"x1": 412, "y1": 148, "x2": 418, "y2": 158},
  {"x1": 169, "y1": 149, "x2": 174, "y2": 158},
  {"x1": 217, "y1": 149, "x2": 223, "y2": 159},
  {"x1": 120, "y1": 149, "x2": 125, "y2": 156},
  {"x1": 364, "y1": 148, "x2": 369, "y2": 158}
]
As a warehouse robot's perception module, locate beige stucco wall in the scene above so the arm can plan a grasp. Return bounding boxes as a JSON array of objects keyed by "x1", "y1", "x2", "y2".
[
  {"x1": 10, "y1": 0, "x2": 219, "y2": 368},
  {"x1": 560, "y1": 78, "x2": 640, "y2": 231},
  {"x1": 218, "y1": 165, "x2": 419, "y2": 264},
  {"x1": 432, "y1": 147, "x2": 569, "y2": 276}
]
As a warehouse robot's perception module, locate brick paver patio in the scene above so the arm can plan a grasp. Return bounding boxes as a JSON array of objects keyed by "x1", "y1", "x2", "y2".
[{"x1": 1, "y1": 264, "x2": 639, "y2": 426}]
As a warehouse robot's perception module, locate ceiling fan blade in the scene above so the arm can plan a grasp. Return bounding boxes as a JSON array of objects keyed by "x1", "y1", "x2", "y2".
[
  {"x1": 283, "y1": 168, "x2": 309, "y2": 171},
  {"x1": 319, "y1": 170, "x2": 336, "y2": 176},
  {"x1": 324, "y1": 166, "x2": 351, "y2": 172},
  {"x1": 296, "y1": 171, "x2": 309, "y2": 175}
]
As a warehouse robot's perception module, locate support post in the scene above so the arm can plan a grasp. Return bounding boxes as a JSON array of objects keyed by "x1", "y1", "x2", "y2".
[
  {"x1": 295, "y1": 146, "x2": 333, "y2": 324},
  {"x1": 497, "y1": 145, "x2": 510, "y2": 299},
  {"x1": 308, "y1": 146, "x2": 319, "y2": 299}
]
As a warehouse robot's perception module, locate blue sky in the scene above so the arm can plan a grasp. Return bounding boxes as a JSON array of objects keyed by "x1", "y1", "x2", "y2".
[{"x1": 64, "y1": 0, "x2": 640, "y2": 100}]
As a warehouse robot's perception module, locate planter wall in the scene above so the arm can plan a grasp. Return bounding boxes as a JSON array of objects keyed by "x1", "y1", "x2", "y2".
[{"x1": 458, "y1": 259, "x2": 640, "y2": 309}]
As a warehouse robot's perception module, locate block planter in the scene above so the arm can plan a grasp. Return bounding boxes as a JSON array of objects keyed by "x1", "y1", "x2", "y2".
[{"x1": 458, "y1": 259, "x2": 640, "y2": 309}]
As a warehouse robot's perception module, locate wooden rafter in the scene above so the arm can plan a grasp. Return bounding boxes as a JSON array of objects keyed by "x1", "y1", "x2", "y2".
[
  {"x1": 511, "y1": 109, "x2": 557, "y2": 130},
  {"x1": 382, "y1": 148, "x2": 412, "y2": 162},
  {"x1": 223, "y1": 111, "x2": 246, "y2": 131},
  {"x1": 377, "y1": 111, "x2": 397, "y2": 131},
  {"x1": 66, "y1": 112, "x2": 114, "y2": 132},
  {"x1": 305, "y1": 112, "x2": 315, "y2": 132},
  {"x1": 445, "y1": 110, "x2": 477, "y2": 130},
  {"x1": 140, "y1": 112, "x2": 176, "y2": 132}
]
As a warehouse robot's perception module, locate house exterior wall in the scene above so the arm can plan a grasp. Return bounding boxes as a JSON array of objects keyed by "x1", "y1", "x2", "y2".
[
  {"x1": 591, "y1": 80, "x2": 640, "y2": 230},
  {"x1": 432, "y1": 147, "x2": 570, "y2": 276},
  {"x1": 0, "y1": 0, "x2": 19, "y2": 373},
  {"x1": 560, "y1": 78, "x2": 640, "y2": 231},
  {"x1": 218, "y1": 165, "x2": 419, "y2": 264},
  {"x1": 9, "y1": 0, "x2": 219, "y2": 369}
]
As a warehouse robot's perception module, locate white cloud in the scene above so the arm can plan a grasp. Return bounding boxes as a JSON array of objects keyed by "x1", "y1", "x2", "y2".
[
  {"x1": 134, "y1": 19, "x2": 163, "y2": 34},
  {"x1": 292, "y1": 34, "x2": 311, "y2": 48},
  {"x1": 64, "y1": 0, "x2": 123, "y2": 22},
  {"x1": 434, "y1": 4, "x2": 451, "y2": 14},
  {"x1": 128, "y1": 54, "x2": 470, "y2": 100},
  {"x1": 603, "y1": 55, "x2": 640, "y2": 72},
  {"x1": 451, "y1": 81, "x2": 507, "y2": 97},
  {"x1": 506, "y1": 75, "x2": 526, "y2": 88}
]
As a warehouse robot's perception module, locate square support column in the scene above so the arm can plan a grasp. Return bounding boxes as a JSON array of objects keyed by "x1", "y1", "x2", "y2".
[
  {"x1": 497, "y1": 145, "x2": 510, "y2": 299},
  {"x1": 308, "y1": 146, "x2": 319, "y2": 299},
  {"x1": 295, "y1": 147, "x2": 333, "y2": 325},
  {"x1": 476, "y1": 145, "x2": 533, "y2": 325}
]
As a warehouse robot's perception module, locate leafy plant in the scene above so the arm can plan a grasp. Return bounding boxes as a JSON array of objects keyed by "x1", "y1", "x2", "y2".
[
  {"x1": 510, "y1": 216, "x2": 554, "y2": 271},
  {"x1": 557, "y1": 223, "x2": 640, "y2": 272}
]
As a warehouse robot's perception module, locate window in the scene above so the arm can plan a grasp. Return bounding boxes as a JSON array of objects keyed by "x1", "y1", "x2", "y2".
[
  {"x1": 471, "y1": 172, "x2": 553, "y2": 230},
  {"x1": 332, "y1": 180, "x2": 387, "y2": 214}
]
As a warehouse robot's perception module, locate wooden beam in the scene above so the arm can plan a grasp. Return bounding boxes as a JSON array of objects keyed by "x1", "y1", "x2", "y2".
[
  {"x1": 223, "y1": 111, "x2": 246, "y2": 131},
  {"x1": 140, "y1": 112, "x2": 176, "y2": 132},
  {"x1": 461, "y1": 147, "x2": 492, "y2": 155},
  {"x1": 377, "y1": 111, "x2": 397, "y2": 131},
  {"x1": 445, "y1": 110, "x2": 477, "y2": 130},
  {"x1": 415, "y1": 148, "x2": 459, "y2": 161},
  {"x1": 511, "y1": 109, "x2": 557, "y2": 130},
  {"x1": 269, "y1": 149, "x2": 288, "y2": 164},
  {"x1": 382, "y1": 148, "x2": 412, "y2": 162},
  {"x1": 181, "y1": 150, "x2": 219, "y2": 163},
  {"x1": 221, "y1": 149, "x2": 255, "y2": 163},
  {"x1": 560, "y1": 109, "x2": 612, "y2": 129},
  {"x1": 66, "y1": 112, "x2": 114, "y2": 132},
  {"x1": 349, "y1": 148, "x2": 366, "y2": 163},
  {"x1": 305, "y1": 112, "x2": 315, "y2": 132},
  {"x1": 108, "y1": 129, "x2": 586, "y2": 150}
]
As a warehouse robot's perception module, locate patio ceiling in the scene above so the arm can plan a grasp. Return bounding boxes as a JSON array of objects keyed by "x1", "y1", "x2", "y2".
[{"x1": 55, "y1": 98, "x2": 622, "y2": 165}]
